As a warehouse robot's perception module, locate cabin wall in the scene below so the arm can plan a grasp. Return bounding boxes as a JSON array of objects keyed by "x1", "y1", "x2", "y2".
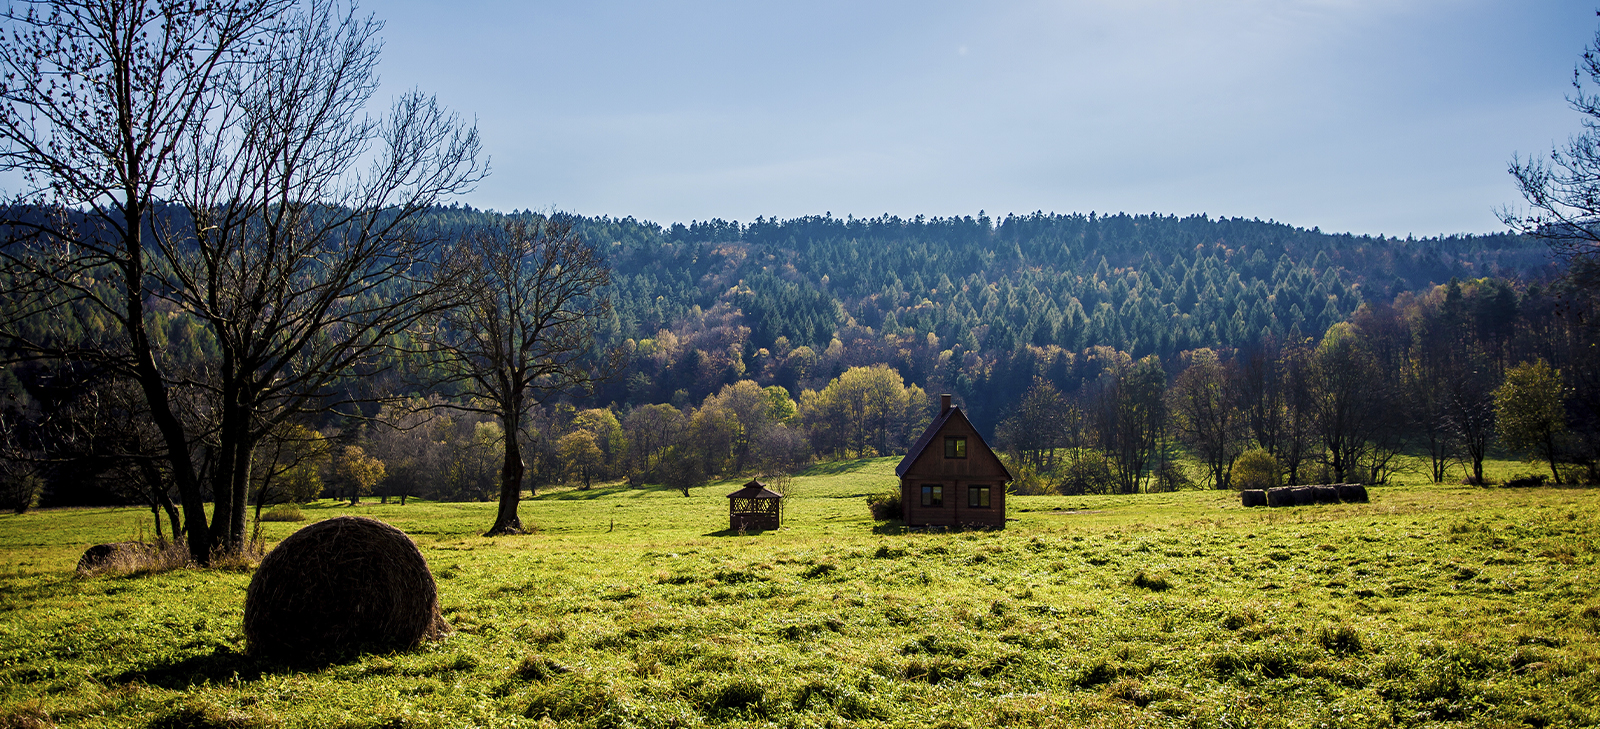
[{"x1": 899, "y1": 477, "x2": 1006, "y2": 527}]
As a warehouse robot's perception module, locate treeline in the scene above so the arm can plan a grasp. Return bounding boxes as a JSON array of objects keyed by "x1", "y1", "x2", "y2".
[
  {"x1": 413, "y1": 206, "x2": 1550, "y2": 432},
  {"x1": 1, "y1": 205, "x2": 1581, "y2": 515},
  {"x1": 999, "y1": 274, "x2": 1598, "y2": 494}
]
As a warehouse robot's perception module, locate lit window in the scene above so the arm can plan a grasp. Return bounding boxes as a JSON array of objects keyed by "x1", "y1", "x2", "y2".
[
  {"x1": 969, "y1": 485, "x2": 990, "y2": 508},
  {"x1": 944, "y1": 436, "x2": 966, "y2": 458},
  {"x1": 921, "y1": 484, "x2": 943, "y2": 507}
]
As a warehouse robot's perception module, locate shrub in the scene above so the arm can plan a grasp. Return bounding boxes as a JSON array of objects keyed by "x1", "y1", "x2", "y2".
[
  {"x1": 866, "y1": 490, "x2": 901, "y2": 521},
  {"x1": 1233, "y1": 448, "x2": 1280, "y2": 490},
  {"x1": 1505, "y1": 473, "x2": 1548, "y2": 488},
  {"x1": 1054, "y1": 449, "x2": 1116, "y2": 495},
  {"x1": 261, "y1": 503, "x2": 305, "y2": 522},
  {"x1": 1153, "y1": 461, "x2": 1194, "y2": 492},
  {"x1": 1004, "y1": 460, "x2": 1052, "y2": 495}
]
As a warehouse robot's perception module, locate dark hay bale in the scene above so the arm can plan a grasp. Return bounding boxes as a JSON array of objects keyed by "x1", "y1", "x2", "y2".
[
  {"x1": 1291, "y1": 486, "x2": 1317, "y2": 506},
  {"x1": 1312, "y1": 485, "x2": 1340, "y2": 504},
  {"x1": 1240, "y1": 489, "x2": 1267, "y2": 507},
  {"x1": 1337, "y1": 483, "x2": 1369, "y2": 503},
  {"x1": 76, "y1": 541, "x2": 155, "y2": 575},
  {"x1": 244, "y1": 516, "x2": 446, "y2": 660},
  {"x1": 1265, "y1": 487, "x2": 1295, "y2": 507}
]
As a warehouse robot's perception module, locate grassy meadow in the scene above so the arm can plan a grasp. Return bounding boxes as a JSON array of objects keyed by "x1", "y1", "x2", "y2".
[{"x1": 0, "y1": 457, "x2": 1598, "y2": 728}]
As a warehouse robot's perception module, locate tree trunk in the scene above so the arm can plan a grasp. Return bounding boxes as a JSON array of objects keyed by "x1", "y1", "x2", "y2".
[
  {"x1": 1546, "y1": 434, "x2": 1561, "y2": 485},
  {"x1": 227, "y1": 439, "x2": 253, "y2": 552},
  {"x1": 123, "y1": 218, "x2": 210, "y2": 564},
  {"x1": 486, "y1": 409, "x2": 525, "y2": 536}
]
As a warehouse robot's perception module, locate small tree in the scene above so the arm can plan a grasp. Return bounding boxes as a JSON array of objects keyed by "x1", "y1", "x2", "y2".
[
  {"x1": 332, "y1": 445, "x2": 385, "y2": 505},
  {"x1": 557, "y1": 430, "x2": 603, "y2": 490},
  {"x1": 1232, "y1": 448, "x2": 1281, "y2": 491},
  {"x1": 1495, "y1": 360, "x2": 1567, "y2": 483}
]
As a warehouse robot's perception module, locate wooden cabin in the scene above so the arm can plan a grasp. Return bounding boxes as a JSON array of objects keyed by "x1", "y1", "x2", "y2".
[
  {"x1": 727, "y1": 479, "x2": 782, "y2": 532},
  {"x1": 894, "y1": 394, "x2": 1011, "y2": 528}
]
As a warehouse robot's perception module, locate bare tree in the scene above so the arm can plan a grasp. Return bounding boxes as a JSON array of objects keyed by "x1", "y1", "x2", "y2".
[
  {"x1": 0, "y1": 0, "x2": 302, "y2": 562},
  {"x1": 1088, "y1": 354, "x2": 1166, "y2": 494},
  {"x1": 1, "y1": 0, "x2": 483, "y2": 560},
  {"x1": 428, "y1": 218, "x2": 611, "y2": 536},
  {"x1": 1168, "y1": 348, "x2": 1245, "y2": 490},
  {"x1": 160, "y1": 0, "x2": 481, "y2": 554},
  {"x1": 1503, "y1": 17, "x2": 1600, "y2": 287}
]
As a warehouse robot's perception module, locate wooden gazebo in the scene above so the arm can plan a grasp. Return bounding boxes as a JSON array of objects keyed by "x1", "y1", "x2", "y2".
[{"x1": 727, "y1": 479, "x2": 782, "y2": 532}]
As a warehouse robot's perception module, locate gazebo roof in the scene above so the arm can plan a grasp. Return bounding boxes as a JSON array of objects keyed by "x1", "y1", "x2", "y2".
[{"x1": 727, "y1": 479, "x2": 782, "y2": 500}]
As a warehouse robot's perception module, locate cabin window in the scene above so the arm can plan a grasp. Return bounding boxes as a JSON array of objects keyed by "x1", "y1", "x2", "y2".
[
  {"x1": 969, "y1": 485, "x2": 991, "y2": 508},
  {"x1": 921, "y1": 484, "x2": 943, "y2": 507},
  {"x1": 944, "y1": 436, "x2": 967, "y2": 458}
]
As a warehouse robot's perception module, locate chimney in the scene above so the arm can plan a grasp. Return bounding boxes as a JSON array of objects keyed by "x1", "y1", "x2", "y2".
[{"x1": 940, "y1": 394, "x2": 952, "y2": 415}]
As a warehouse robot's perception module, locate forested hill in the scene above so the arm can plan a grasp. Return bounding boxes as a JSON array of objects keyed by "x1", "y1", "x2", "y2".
[
  {"x1": 412, "y1": 206, "x2": 1546, "y2": 429},
  {"x1": 425, "y1": 206, "x2": 1543, "y2": 353}
]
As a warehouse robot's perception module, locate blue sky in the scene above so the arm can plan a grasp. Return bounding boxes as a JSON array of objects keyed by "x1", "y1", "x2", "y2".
[{"x1": 371, "y1": 1, "x2": 1595, "y2": 237}]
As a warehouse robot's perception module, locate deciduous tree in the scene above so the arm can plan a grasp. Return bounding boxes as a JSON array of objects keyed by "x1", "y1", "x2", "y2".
[
  {"x1": 428, "y1": 218, "x2": 610, "y2": 535},
  {"x1": 1495, "y1": 360, "x2": 1567, "y2": 483}
]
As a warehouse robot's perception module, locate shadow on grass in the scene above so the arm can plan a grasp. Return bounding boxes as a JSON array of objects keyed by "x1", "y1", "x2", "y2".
[
  {"x1": 108, "y1": 645, "x2": 374, "y2": 689},
  {"x1": 537, "y1": 484, "x2": 639, "y2": 501},
  {"x1": 871, "y1": 522, "x2": 908, "y2": 535},
  {"x1": 109, "y1": 646, "x2": 272, "y2": 689},
  {"x1": 701, "y1": 528, "x2": 780, "y2": 537},
  {"x1": 799, "y1": 459, "x2": 884, "y2": 477}
]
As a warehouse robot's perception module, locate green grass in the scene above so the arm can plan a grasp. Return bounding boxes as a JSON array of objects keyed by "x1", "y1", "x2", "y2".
[{"x1": 1, "y1": 457, "x2": 1598, "y2": 728}]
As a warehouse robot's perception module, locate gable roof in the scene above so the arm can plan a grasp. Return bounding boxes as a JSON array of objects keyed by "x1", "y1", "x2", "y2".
[
  {"x1": 895, "y1": 408, "x2": 955, "y2": 477},
  {"x1": 895, "y1": 406, "x2": 1013, "y2": 481}
]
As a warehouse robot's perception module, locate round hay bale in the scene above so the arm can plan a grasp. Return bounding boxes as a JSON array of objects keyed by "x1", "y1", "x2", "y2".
[
  {"x1": 1240, "y1": 489, "x2": 1268, "y2": 507},
  {"x1": 1337, "y1": 483, "x2": 1369, "y2": 503},
  {"x1": 1312, "y1": 485, "x2": 1340, "y2": 504},
  {"x1": 1291, "y1": 486, "x2": 1317, "y2": 506},
  {"x1": 1265, "y1": 486, "x2": 1295, "y2": 507},
  {"x1": 244, "y1": 516, "x2": 446, "y2": 660},
  {"x1": 76, "y1": 541, "x2": 154, "y2": 574}
]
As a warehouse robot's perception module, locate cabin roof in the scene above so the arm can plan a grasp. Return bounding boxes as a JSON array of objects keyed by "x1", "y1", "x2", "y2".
[
  {"x1": 726, "y1": 479, "x2": 783, "y2": 499},
  {"x1": 895, "y1": 408, "x2": 957, "y2": 477}
]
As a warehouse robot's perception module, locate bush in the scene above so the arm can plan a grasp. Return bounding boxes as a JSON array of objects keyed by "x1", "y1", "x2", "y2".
[
  {"x1": 261, "y1": 504, "x2": 305, "y2": 522},
  {"x1": 1152, "y1": 461, "x2": 1194, "y2": 492},
  {"x1": 1054, "y1": 450, "x2": 1116, "y2": 495},
  {"x1": 1004, "y1": 460, "x2": 1052, "y2": 495},
  {"x1": 1505, "y1": 473, "x2": 1548, "y2": 488},
  {"x1": 866, "y1": 490, "x2": 901, "y2": 521},
  {"x1": 1233, "y1": 448, "x2": 1280, "y2": 490}
]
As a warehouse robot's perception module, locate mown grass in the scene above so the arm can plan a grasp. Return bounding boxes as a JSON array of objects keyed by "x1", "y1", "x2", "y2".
[{"x1": 1, "y1": 457, "x2": 1597, "y2": 728}]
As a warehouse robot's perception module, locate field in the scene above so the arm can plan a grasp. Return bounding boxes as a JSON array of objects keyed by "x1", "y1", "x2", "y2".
[{"x1": 1, "y1": 458, "x2": 1598, "y2": 728}]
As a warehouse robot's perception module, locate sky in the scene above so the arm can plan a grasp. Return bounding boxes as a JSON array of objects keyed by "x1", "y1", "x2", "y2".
[{"x1": 368, "y1": 0, "x2": 1595, "y2": 238}]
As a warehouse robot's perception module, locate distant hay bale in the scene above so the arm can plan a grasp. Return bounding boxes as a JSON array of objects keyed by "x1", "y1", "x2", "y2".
[
  {"x1": 1265, "y1": 487, "x2": 1295, "y2": 508},
  {"x1": 244, "y1": 516, "x2": 446, "y2": 660},
  {"x1": 1240, "y1": 489, "x2": 1267, "y2": 507},
  {"x1": 1312, "y1": 485, "x2": 1340, "y2": 504},
  {"x1": 76, "y1": 541, "x2": 156, "y2": 575},
  {"x1": 1337, "y1": 483, "x2": 1369, "y2": 503},
  {"x1": 1291, "y1": 486, "x2": 1317, "y2": 506}
]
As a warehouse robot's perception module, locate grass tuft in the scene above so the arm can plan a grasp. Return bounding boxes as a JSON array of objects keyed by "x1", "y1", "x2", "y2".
[
  {"x1": 513, "y1": 654, "x2": 570, "y2": 682},
  {"x1": 1316, "y1": 623, "x2": 1365, "y2": 655},
  {"x1": 260, "y1": 504, "x2": 305, "y2": 522},
  {"x1": 1130, "y1": 569, "x2": 1171, "y2": 591}
]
